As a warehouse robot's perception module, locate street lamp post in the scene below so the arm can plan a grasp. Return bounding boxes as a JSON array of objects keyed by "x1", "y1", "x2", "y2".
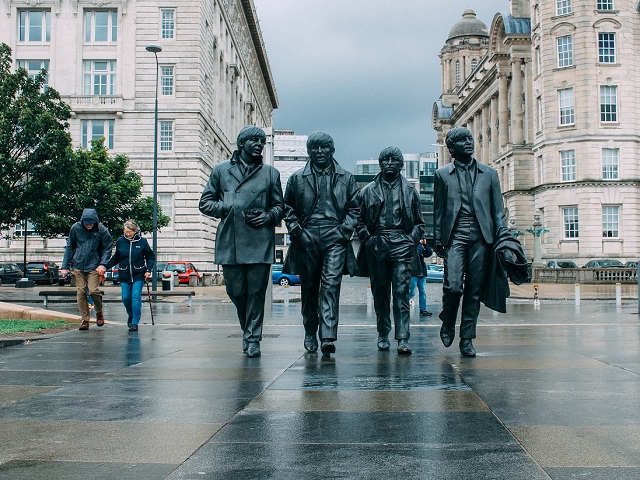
[{"x1": 146, "y1": 44, "x2": 162, "y2": 291}]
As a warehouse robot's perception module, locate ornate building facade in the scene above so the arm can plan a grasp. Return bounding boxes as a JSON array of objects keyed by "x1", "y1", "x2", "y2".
[
  {"x1": 0, "y1": 0, "x2": 277, "y2": 270},
  {"x1": 432, "y1": 0, "x2": 640, "y2": 266}
]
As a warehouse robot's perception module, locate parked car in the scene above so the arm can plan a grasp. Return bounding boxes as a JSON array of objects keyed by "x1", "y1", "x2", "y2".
[
  {"x1": 425, "y1": 264, "x2": 444, "y2": 283},
  {"x1": 0, "y1": 263, "x2": 23, "y2": 285},
  {"x1": 105, "y1": 267, "x2": 119, "y2": 284},
  {"x1": 625, "y1": 261, "x2": 638, "y2": 269},
  {"x1": 155, "y1": 262, "x2": 168, "y2": 280},
  {"x1": 546, "y1": 260, "x2": 578, "y2": 269},
  {"x1": 582, "y1": 259, "x2": 624, "y2": 268},
  {"x1": 272, "y1": 263, "x2": 301, "y2": 286},
  {"x1": 166, "y1": 261, "x2": 202, "y2": 285},
  {"x1": 58, "y1": 271, "x2": 73, "y2": 286},
  {"x1": 25, "y1": 261, "x2": 60, "y2": 285}
]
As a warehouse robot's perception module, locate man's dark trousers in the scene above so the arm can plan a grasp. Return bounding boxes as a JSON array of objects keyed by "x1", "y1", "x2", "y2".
[
  {"x1": 223, "y1": 264, "x2": 271, "y2": 344},
  {"x1": 440, "y1": 216, "x2": 490, "y2": 340},
  {"x1": 366, "y1": 232, "x2": 413, "y2": 341},
  {"x1": 299, "y1": 222, "x2": 347, "y2": 342}
]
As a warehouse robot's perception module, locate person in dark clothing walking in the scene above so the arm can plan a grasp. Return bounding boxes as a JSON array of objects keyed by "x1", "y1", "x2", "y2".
[
  {"x1": 60, "y1": 208, "x2": 113, "y2": 330},
  {"x1": 409, "y1": 235, "x2": 433, "y2": 316},
  {"x1": 106, "y1": 219, "x2": 155, "y2": 332},
  {"x1": 433, "y1": 126, "x2": 506, "y2": 356}
]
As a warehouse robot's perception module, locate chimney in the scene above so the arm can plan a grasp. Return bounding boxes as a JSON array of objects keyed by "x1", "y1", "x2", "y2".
[{"x1": 510, "y1": 0, "x2": 529, "y2": 18}]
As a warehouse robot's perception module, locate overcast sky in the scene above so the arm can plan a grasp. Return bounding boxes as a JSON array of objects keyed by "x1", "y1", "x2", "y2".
[{"x1": 252, "y1": 0, "x2": 510, "y2": 170}]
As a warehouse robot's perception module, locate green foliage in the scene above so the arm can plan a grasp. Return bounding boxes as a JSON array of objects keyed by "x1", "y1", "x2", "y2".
[
  {"x1": 32, "y1": 139, "x2": 170, "y2": 238},
  {"x1": 0, "y1": 319, "x2": 69, "y2": 335},
  {"x1": 0, "y1": 43, "x2": 73, "y2": 231}
]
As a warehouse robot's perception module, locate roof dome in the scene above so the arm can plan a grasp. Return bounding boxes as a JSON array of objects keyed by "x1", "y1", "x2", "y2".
[{"x1": 447, "y1": 9, "x2": 489, "y2": 40}]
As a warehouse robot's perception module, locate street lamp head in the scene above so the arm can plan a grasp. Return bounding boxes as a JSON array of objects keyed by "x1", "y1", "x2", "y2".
[{"x1": 145, "y1": 44, "x2": 162, "y2": 53}]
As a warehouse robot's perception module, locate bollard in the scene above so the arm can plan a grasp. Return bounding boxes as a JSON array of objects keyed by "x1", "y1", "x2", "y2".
[
  {"x1": 367, "y1": 285, "x2": 372, "y2": 308},
  {"x1": 575, "y1": 283, "x2": 580, "y2": 306},
  {"x1": 533, "y1": 284, "x2": 539, "y2": 305},
  {"x1": 283, "y1": 285, "x2": 289, "y2": 307},
  {"x1": 616, "y1": 282, "x2": 621, "y2": 307}
]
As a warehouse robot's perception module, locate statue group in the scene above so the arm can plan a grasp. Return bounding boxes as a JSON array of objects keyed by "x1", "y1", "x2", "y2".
[{"x1": 200, "y1": 125, "x2": 513, "y2": 358}]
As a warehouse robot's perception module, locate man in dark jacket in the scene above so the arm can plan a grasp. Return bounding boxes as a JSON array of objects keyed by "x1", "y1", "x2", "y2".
[
  {"x1": 434, "y1": 126, "x2": 506, "y2": 356},
  {"x1": 199, "y1": 126, "x2": 284, "y2": 357},
  {"x1": 356, "y1": 147, "x2": 424, "y2": 355},
  {"x1": 60, "y1": 208, "x2": 113, "y2": 330},
  {"x1": 283, "y1": 131, "x2": 359, "y2": 355}
]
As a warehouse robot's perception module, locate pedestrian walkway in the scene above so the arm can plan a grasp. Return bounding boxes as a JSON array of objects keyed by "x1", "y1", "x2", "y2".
[{"x1": 0, "y1": 296, "x2": 639, "y2": 479}]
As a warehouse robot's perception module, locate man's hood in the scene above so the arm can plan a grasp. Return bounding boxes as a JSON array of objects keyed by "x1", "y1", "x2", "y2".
[{"x1": 81, "y1": 208, "x2": 99, "y2": 225}]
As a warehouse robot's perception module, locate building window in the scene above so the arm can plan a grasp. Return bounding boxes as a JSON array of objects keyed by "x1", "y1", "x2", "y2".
[
  {"x1": 599, "y1": 85, "x2": 617, "y2": 122},
  {"x1": 84, "y1": 10, "x2": 117, "y2": 42},
  {"x1": 598, "y1": 33, "x2": 616, "y2": 63},
  {"x1": 563, "y1": 207, "x2": 579, "y2": 239},
  {"x1": 158, "y1": 193, "x2": 174, "y2": 228},
  {"x1": 161, "y1": 9, "x2": 175, "y2": 39},
  {"x1": 537, "y1": 96, "x2": 543, "y2": 132},
  {"x1": 18, "y1": 10, "x2": 51, "y2": 42},
  {"x1": 558, "y1": 88, "x2": 575, "y2": 126},
  {"x1": 470, "y1": 58, "x2": 478, "y2": 72},
  {"x1": 81, "y1": 119, "x2": 115, "y2": 149},
  {"x1": 83, "y1": 60, "x2": 116, "y2": 95},
  {"x1": 160, "y1": 120, "x2": 173, "y2": 151},
  {"x1": 161, "y1": 66, "x2": 174, "y2": 96},
  {"x1": 455, "y1": 60, "x2": 461, "y2": 87},
  {"x1": 15, "y1": 220, "x2": 36, "y2": 237},
  {"x1": 602, "y1": 148, "x2": 619, "y2": 180},
  {"x1": 535, "y1": 46, "x2": 541, "y2": 76},
  {"x1": 556, "y1": 0, "x2": 571, "y2": 16},
  {"x1": 560, "y1": 150, "x2": 576, "y2": 181},
  {"x1": 597, "y1": 0, "x2": 614, "y2": 10},
  {"x1": 557, "y1": 36, "x2": 573, "y2": 68},
  {"x1": 602, "y1": 205, "x2": 619, "y2": 238},
  {"x1": 17, "y1": 59, "x2": 49, "y2": 87}
]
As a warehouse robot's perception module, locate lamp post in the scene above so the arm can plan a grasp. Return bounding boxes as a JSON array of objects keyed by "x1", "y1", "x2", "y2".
[{"x1": 146, "y1": 44, "x2": 162, "y2": 291}]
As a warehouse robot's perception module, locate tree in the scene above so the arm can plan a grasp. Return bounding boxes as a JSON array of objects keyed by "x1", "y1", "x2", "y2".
[
  {"x1": 32, "y1": 139, "x2": 170, "y2": 238},
  {"x1": 0, "y1": 43, "x2": 73, "y2": 232}
]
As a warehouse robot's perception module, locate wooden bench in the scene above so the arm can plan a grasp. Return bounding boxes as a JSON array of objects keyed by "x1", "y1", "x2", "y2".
[
  {"x1": 148, "y1": 290, "x2": 196, "y2": 307},
  {"x1": 39, "y1": 290, "x2": 81, "y2": 308}
]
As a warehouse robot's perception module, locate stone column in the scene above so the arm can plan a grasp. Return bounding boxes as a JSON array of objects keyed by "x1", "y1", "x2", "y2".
[
  {"x1": 482, "y1": 103, "x2": 490, "y2": 164},
  {"x1": 511, "y1": 58, "x2": 524, "y2": 145},
  {"x1": 490, "y1": 94, "x2": 499, "y2": 161},
  {"x1": 498, "y1": 72, "x2": 509, "y2": 148}
]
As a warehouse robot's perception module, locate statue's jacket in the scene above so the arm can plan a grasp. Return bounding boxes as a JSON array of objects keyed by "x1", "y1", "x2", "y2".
[
  {"x1": 199, "y1": 151, "x2": 284, "y2": 265},
  {"x1": 282, "y1": 159, "x2": 359, "y2": 275}
]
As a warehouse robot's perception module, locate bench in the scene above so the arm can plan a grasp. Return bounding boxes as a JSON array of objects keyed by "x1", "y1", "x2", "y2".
[
  {"x1": 39, "y1": 290, "x2": 81, "y2": 308},
  {"x1": 148, "y1": 290, "x2": 196, "y2": 308}
]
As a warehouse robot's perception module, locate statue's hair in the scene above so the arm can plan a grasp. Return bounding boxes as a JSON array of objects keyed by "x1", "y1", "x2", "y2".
[
  {"x1": 445, "y1": 126, "x2": 472, "y2": 150},
  {"x1": 236, "y1": 126, "x2": 266, "y2": 149},
  {"x1": 306, "y1": 131, "x2": 335, "y2": 153},
  {"x1": 378, "y1": 146, "x2": 403, "y2": 164}
]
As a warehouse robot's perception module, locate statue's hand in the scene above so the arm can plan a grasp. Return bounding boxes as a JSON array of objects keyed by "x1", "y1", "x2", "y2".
[{"x1": 244, "y1": 211, "x2": 270, "y2": 228}]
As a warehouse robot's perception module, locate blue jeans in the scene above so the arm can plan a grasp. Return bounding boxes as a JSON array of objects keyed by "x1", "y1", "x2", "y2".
[
  {"x1": 120, "y1": 280, "x2": 144, "y2": 325},
  {"x1": 409, "y1": 276, "x2": 427, "y2": 311}
]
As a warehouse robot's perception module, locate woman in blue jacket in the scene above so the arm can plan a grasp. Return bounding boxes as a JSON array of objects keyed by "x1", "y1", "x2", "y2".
[{"x1": 107, "y1": 220, "x2": 155, "y2": 331}]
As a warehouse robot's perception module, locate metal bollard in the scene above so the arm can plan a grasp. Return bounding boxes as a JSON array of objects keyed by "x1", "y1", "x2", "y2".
[
  {"x1": 367, "y1": 285, "x2": 372, "y2": 308},
  {"x1": 575, "y1": 283, "x2": 580, "y2": 306},
  {"x1": 616, "y1": 282, "x2": 621, "y2": 307},
  {"x1": 283, "y1": 285, "x2": 289, "y2": 307},
  {"x1": 533, "y1": 284, "x2": 539, "y2": 305}
]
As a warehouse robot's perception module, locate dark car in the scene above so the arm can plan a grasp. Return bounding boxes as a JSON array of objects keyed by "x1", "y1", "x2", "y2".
[
  {"x1": 546, "y1": 260, "x2": 578, "y2": 269},
  {"x1": 0, "y1": 263, "x2": 24, "y2": 285},
  {"x1": 25, "y1": 261, "x2": 60, "y2": 284},
  {"x1": 425, "y1": 264, "x2": 444, "y2": 283},
  {"x1": 625, "y1": 261, "x2": 638, "y2": 269},
  {"x1": 155, "y1": 262, "x2": 168, "y2": 280},
  {"x1": 106, "y1": 267, "x2": 119, "y2": 284},
  {"x1": 583, "y1": 259, "x2": 624, "y2": 268},
  {"x1": 272, "y1": 264, "x2": 301, "y2": 286},
  {"x1": 166, "y1": 261, "x2": 202, "y2": 285}
]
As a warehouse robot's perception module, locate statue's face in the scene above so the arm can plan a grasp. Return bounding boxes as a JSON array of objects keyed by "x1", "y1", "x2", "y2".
[
  {"x1": 379, "y1": 155, "x2": 403, "y2": 181},
  {"x1": 448, "y1": 131, "x2": 474, "y2": 162},
  {"x1": 239, "y1": 135, "x2": 266, "y2": 164},
  {"x1": 308, "y1": 142, "x2": 333, "y2": 170}
]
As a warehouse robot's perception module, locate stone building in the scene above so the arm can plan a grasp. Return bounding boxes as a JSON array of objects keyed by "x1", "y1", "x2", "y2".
[
  {"x1": 0, "y1": 0, "x2": 277, "y2": 271},
  {"x1": 432, "y1": 1, "x2": 640, "y2": 266}
]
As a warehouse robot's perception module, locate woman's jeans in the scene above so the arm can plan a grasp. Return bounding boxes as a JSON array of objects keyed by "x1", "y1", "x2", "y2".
[
  {"x1": 120, "y1": 280, "x2": 144, "y2": 325},
  {"x1": 409, "y1": 276, "x2": 427, "y2": 311}
]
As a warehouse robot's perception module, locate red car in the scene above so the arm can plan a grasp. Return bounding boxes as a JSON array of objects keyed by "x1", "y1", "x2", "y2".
[{"x1": 166, "y1": 261, "x2": 202, "y2": 285}]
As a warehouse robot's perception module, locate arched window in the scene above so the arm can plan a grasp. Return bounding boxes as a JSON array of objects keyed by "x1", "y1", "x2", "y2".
[
  {"x1": 455, "y1": 60, "x2": 461, "y2": 86},
  {"x1": 470, "y1": 58, "x2": 478, "y2": 72}
]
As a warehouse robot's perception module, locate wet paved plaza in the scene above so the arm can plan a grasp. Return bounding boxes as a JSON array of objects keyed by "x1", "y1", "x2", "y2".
[{"x1": 1, "y1": 282, "x2": 640, "y2": 479}]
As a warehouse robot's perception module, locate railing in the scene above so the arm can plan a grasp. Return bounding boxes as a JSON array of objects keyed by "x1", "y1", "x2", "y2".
[
  {"x1": 67, "y1": 95, "x2": 123, "y2": 110},
  {"x1": 533, "y1": 267, "x2": 638, "y2": 284}
]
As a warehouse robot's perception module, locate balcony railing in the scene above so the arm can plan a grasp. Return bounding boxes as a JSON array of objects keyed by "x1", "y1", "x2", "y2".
[{"x1": 67, "y1": 95, "x2": 123, "y2": 112}]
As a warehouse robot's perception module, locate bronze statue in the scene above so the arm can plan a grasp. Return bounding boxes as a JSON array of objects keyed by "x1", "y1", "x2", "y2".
[
  {"x1": 356, "y1": 147, "x2": 424, "y2": 355},
  {"x1": 199, "y1": 126, "x2": 284, "y2": 357},
  {"x1": 283, "y1": 131, "x2": 359, "y2": 355},
  {"x1": 433, "y1": 126, "x2": 506, "y2": 356}
]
